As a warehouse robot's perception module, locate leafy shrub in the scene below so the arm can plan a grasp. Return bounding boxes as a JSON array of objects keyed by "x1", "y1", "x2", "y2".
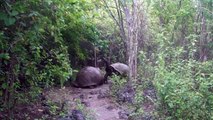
[
  {"x1": 0, "y1": 1, "x2": 73, "y2": 117},
  {"x1": 109, "y1": 74, "x2": 128, "y2": 97},
  {"x1": 74, "y1": 99, "x2": 95, "y2": 120},
  {"x1": 154, "y1": 59, "x2": 213, "y2": 119}
]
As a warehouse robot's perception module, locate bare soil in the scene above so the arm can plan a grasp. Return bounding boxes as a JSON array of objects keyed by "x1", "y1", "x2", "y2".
[
  {"x1": 1, "y1": 83, "x2": 156, "y2": 120},
  {"x1": 44, "y1": 84, "x2": 127, "y2": 120}
]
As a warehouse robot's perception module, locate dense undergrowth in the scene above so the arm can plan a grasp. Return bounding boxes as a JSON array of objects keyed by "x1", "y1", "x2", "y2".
[
  {"x1": 0, "y1": 0, "x2": 212, "y2": 119},
  {"x1": 0, "y1": 0, "x2": 103, "y2": 119}
]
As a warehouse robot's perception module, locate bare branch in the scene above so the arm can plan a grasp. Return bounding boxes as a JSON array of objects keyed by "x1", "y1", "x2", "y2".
[{"x1": 102, "y1": 0, "x2": 120, "y2": 27}]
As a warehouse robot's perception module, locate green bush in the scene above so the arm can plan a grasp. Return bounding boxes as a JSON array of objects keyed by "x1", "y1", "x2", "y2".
[
  {"x1": 0, "y1": 1, "x2": 72, "y2": 117},
  {"x1": 109, "y1": 74, "x2": 128, "y2": 97},
  {"x1": 154, "y1": 59, "x2": 213, "y2": 119}
]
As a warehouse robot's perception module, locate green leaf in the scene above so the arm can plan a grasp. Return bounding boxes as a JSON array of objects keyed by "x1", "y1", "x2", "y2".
[
  {"x1": 0, "y1": 53, "x2": 10, "y2": 60},
  {"x1": 2, "y1": 83, "x2": 8, "y2": 89},
  {"x1": 10, "y1": 10, "x2": 19, "y2": 16},
  {"x1": 0, "y1": 12, "x2": 16, "y2": 26},
  {"x1": 168, "y1": 102, "x2": 174, "y2": 108},
  {"x1": 0, "y1": 12, "x2": 7, "y2": 20},
  {"x1": 5, "y1": 17, "x2": 16, "y2": 26}
]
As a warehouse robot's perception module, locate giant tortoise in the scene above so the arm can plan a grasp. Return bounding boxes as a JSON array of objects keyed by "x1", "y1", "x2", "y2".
[
  {"x1": 72, "y1": 66, "x2": 104, "y2": 88},
  {"x1": 103, "y1": 58, "x2": 130, "y2": 83}
]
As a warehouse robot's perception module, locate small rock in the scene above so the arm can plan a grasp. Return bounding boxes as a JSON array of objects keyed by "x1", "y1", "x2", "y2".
[
  {"x1": 97, "y1": 90, "x2": 109, "y2": 99},
  {"x1": 118, "y1": 111, "x2": 129, "y2": 119},
  {"x1": 88, "y1": 96, "x2": 92, "y2": 99},
  {"x1": 58, "y1": 115, "x2": 71, "y2": 120},
  {"x1": 97, "y1": 94, "x2": 105, "y2": 99},
  {"x1": 89, "y1": 91, "x2": 98, "y2": 95},
  {"x1": 42, "y1": 107, "x2": 50, "y2": 115},
  {"x1": 72, "y1": 89, "x2": 81, "y2": 94},
  {"x1": 41, "y1": 101, "x2": 49, "y2": 107},
  {"x1": 39, "y1": 93, "x2": 46, "y2": 101},
  {"x1": 117, "y1": 85, "x2": 135, "y2": 103},
  {"x1": 81, "y1": 101, "x2": 90, "y2": 107},
  {"x1": 60, "y1": 109, "x2": 86, "y2": 120},
  {"x1": 143, "y1": 89, "x2": 157, "y2": 100},
  {"x1": 79, "y1": 94, "x2": 85, "y2": 99},
  {"x1": 71, "y1": 109, "x2": 86, "y2": 120},
  {"x1": 141, "y1": 115, "x2": 154, "y2": 120},
  {"x1": 106, "y1": 106, "x2": 114, "y2": 111},
  {"x1": 131, "y1": 114, "x2": 155, "y2": 120},
  {"x1": 38, "y1": 109, "x2": 43, "y2": 112}
]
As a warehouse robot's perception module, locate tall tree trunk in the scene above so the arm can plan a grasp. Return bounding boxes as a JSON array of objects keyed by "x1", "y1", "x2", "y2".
[
  {"x1": 123, "y1": 0, "x2": 140, "y2": 81},
  {"x1": 103, "y1": 0, "x2": 146, "y2": 81},
  {"x1": 199, "y1": 13, "x2": 208, "y2": 62}
]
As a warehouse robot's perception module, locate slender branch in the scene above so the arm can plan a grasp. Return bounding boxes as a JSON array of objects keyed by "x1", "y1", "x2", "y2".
[{"x1": 102, "y1": 0, "x2": 120, "y2": 27}]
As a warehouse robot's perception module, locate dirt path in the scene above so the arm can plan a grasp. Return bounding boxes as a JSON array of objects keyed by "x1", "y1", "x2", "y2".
[
  {"x1": 45, "y1": 84, "x2": 127, "y2": 120},
  {"x1": 79, "y1": 85, "x2": 123, "y2": 120}
]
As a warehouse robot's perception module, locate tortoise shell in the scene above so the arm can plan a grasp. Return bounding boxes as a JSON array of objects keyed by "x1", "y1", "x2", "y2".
[
  {"x1": 110, "y1": 63, "x2": 129, "y2": 76},
  {"x1": 73, "y1": 66, "x2": 104, "y2": 88}
]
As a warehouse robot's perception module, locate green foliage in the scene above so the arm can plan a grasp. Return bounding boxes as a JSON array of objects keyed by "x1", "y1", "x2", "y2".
[
  {"x1": 154, "y1": 58, "x2": 213, "y2": 119},
  {"x1": 140, "y1": 0, "x2": 213, "y2": 119},
  {"x1": 138, "y1": 51, "x2": 155, "y2": 81},
  {"x1": 0, "y1": 53, "x2": 10, "y2": 60},
  {"x1": 74, "y1": 99, "x2": 95, "y2": 120},
  {"x1": 109, "y1": 74, "x2": 128, "y2": 97},
  {"x1": 58, "y1": 0, "x2": 109, "y2": 67},
  {"x1": 0, "y1": 0, "x2": 96, "y2": 117},
  {"x1": 46, "y1": 100, "x2": 61, "y2": 116},
  {"x1": 0, "y1": 10, "x2": 17, "y2": 26},
  {"x1": 0, "y1": 0, "x2": 211, "y2": 119},
  {"x1": 128, "y1": 85, "x2": 145, "y2": 119},
  {"x1": 0, "y1": 0, "x2": 107, "y2": 118}
]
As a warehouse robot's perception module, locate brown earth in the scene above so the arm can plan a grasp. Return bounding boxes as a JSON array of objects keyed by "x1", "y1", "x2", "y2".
[
  {"x1": 0, "y1": 83, "x2": 155, "y2": 120},
  {"x1": 44, "y1": 84, "x2": 127, "y2": 120}
]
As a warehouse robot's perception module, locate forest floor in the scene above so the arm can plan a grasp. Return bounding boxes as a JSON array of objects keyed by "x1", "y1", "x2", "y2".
[
  {"x1": 44, "y1": 83, "x2": 156, "y2": 120},
  {"x1": 1, "y1": 83, "x2": 156, "y2": 120},
  {"x1": 45, "y1": 84, "x2": 128, "y2": 120}
]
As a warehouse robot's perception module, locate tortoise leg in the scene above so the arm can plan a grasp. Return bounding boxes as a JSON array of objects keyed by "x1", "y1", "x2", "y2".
[
  {"x1": 104, "y1": 74, "x2": 109, "y2": 84},
  {"x1": 88, "y1": 85, "x2": 96, "y2": 89}
]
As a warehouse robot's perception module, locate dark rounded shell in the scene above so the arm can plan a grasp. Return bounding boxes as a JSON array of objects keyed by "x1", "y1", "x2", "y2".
[
  {"x1": 110, "y1": 63, "x2": 129, "y2": 75},
  {"x1": 74, "y1": 66, "x2": 104, "y2": 87}
]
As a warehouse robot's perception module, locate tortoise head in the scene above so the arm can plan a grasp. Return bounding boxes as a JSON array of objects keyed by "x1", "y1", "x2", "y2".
[
  {"x1": 102, "y1": 57, "x2": 111, "y2": 83},
  {"x1": 102, "y1": 58, "x2": 122, "y2": 83}
]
